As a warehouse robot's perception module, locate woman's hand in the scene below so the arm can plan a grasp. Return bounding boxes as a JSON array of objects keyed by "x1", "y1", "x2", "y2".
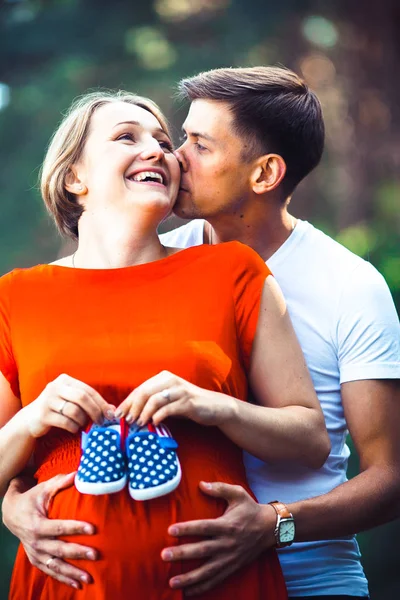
[
  {"x1": 21, "y1": 374, "x2": 115, "y2": 438},
  {"x1": 115, "y1": 371, "x2": 237, "y2": 427}
]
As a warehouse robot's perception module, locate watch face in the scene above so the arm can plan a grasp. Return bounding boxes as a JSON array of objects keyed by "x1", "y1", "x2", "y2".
[{"x1": 279, "y1": 519, "x2": 295, "y2": 543}]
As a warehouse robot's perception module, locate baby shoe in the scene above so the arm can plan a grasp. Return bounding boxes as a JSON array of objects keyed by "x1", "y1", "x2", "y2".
[
  {"x1": 75, "y1": 418, "x2": 127, "y2": 495},
  {"x1": 126, "y1": 422, "x2": 181, "y2": 501}
]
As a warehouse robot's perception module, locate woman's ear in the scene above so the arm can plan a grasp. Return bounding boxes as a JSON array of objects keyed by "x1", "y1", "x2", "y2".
[
  {"x1": 251, "y1": 154, "x2": 287, "y2": 195},
  {"x1": 64, "y1": 166, "x2": 88, "y2": 196}
]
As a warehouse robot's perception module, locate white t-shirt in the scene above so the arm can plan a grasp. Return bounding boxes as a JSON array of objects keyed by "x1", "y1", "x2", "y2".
[{"x1": 160, "y1": 219, "x2": 400, "y2": 597}]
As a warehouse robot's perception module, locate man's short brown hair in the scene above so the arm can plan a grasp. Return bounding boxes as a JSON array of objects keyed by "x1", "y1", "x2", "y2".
[{"x1": 178, "y1": 66, "x2": 325, "y2": 198}]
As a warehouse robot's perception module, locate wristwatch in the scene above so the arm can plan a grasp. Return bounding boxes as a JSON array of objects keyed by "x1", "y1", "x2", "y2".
[{"x1": 268, "y1": 501, "x2": 295, "y2": 548}]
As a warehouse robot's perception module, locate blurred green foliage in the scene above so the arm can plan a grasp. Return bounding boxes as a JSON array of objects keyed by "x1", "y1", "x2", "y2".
[{"x1": 0, "y1": 0, "x2": 399, "y2": 598}]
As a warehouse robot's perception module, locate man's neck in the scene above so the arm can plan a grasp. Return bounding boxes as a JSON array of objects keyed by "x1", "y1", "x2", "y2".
[{"x1": 206, "y1": 206, "x2": 296, "y2": 263}]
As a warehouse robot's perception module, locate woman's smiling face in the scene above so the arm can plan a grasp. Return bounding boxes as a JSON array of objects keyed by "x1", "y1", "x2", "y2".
[{"x1": 68, "y1": 101, "x2": 180, "y2": 223}]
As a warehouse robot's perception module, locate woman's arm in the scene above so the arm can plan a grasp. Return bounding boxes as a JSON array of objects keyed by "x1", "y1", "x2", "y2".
[
  {"x1": 0, "y1": 373, "x2": 115, "y2": 495},
  {"x1": 0, "y1": 372, "x2": 33, "y2": 496},
  {"x1": 117, "y1": 277, "x2": 330, "y2": 468},
  {"x1": 220, "y1": 276, "x2": 330, "y2": 468}
]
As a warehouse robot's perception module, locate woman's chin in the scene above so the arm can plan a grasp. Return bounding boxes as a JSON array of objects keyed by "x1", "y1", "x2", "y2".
[{"x1": 125, "y1": 195, "x2": 175, "y2": 225}]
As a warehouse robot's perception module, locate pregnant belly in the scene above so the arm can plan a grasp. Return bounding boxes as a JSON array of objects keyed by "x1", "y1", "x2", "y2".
[
  {"x1": 44, "y1": 422, "x2": 248, "y2": 593},
  {"x1": 47, "y1": 468, "x2": 229, "y2": 596}
]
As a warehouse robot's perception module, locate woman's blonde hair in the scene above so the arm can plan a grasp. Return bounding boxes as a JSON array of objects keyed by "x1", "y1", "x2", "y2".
[{"x1": 40, "y1": 90, "x2": 172, "y2": 239}]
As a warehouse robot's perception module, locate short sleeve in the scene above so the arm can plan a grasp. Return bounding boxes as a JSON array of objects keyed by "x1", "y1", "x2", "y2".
[
  {"x1": 0, "y1": 271, "x2": 20, "y2": 397},
  {"x1": 336, "y1": 262, "x2": 400, "y2": 383},
  {"x1": 159, "y1": 219, "x2": 205, "y2": 248},
  {"x1": 229, "y1": 243, "x2": 272, "y2": 371}
]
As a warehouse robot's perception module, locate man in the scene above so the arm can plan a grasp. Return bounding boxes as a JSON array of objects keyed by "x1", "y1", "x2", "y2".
[{"x1": 3, "y1": 67, "x2": 400, "y2": 599}]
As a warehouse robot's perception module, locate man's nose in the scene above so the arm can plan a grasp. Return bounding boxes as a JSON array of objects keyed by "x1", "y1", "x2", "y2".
[{"x1": 174, "y1": 148, "x2": 188, "y2": 172}]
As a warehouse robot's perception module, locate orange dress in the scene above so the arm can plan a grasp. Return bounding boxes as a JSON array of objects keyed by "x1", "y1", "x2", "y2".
[{"x1": 0, "y1": 242, "x2": 287, "y2": 600}]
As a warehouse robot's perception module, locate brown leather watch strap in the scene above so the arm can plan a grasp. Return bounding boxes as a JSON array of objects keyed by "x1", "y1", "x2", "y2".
[{"x1": 269, "y1": 500, "x2": 292, "y2": 519}]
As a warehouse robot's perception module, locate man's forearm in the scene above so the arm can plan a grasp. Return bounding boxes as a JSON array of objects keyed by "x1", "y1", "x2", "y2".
[{"x1": 288, "y1": 466, "x2": 400, "y2": 542}]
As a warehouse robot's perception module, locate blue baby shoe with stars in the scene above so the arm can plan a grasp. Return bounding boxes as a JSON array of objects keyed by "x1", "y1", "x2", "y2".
[
  {"x1": 126, "y1": 423, "x2": 181, "y2": 501},
  {"x1": 75, "y1": 418, "x2": 127, "y2": 495}
]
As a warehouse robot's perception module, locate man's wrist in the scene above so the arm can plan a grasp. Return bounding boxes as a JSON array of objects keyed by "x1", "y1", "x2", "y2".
[
  {"x1": 260, "y1": 503, "x2": 279, "y2": 550},
  {"x1": 6, "y1": 472, "x2": 36, "y2": 494}
]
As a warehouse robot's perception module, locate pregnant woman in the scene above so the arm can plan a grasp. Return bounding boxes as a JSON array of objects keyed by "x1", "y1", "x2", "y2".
[{"x1": 0, "y1": 90, "x2": 329, "y2": 599}]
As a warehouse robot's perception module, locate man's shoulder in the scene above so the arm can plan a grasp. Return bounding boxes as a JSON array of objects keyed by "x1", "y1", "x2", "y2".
[
  {"x1": 303, "y1": 221, "x2": 362, "y2": 262},
  {"x1": 160, "y1": 219, "x2": 205, "y2": 249},
  {"x1": 300, "y1": 221, "x2": 379, "y2": 281},
  {"x1": 306, "y1": 223, "x2": 398, "y2": 329}
]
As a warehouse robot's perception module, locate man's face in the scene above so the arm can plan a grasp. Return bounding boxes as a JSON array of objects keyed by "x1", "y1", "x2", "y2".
[{"x1": 174, "y1": 99, "x2": 255, "y2": 219}]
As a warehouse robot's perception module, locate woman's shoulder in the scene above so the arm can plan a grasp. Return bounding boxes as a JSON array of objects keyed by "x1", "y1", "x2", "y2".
[
  {"x1": 216, "y1": 240, "x2": 263, "y2": 259},
  {"x1": 0, "y1": 264, "x2": 56, "y2": 291},
  {"x1": 208, "y1": 241, "x2": 271, "y2": 275},
  {"x1": 179, "y1": 242, "x2": 271, "y2": 294}
]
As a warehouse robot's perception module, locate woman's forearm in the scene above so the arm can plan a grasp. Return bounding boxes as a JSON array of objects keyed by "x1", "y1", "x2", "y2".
[
  {"x1": 219, "y1": 399, "x2": 330, "y2": 469},
  {"x1": 0, "y1": 410, "x2": 36, "y2": 496}
]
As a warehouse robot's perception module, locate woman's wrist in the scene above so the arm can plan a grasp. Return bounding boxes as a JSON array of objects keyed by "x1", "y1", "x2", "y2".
[
  {"x1": 217, "y1": 395, "x2": 240, "y2": 429},
  {"x1": 9, "y1": 404, "x2": 37, "y2": 439}
]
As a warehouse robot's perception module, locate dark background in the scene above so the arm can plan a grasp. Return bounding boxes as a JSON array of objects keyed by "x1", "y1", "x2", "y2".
[{"x1": 0, "y1": 0, "x2": 399, "y2": 597}]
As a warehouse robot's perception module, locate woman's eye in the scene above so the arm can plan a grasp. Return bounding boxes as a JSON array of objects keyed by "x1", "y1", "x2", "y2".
[
  {"x1": 159, "y1": 140, "x2": 173, "y2": 152},
  {"x1": 117, "y1": 132, "x2": 134, "y2": 142}
]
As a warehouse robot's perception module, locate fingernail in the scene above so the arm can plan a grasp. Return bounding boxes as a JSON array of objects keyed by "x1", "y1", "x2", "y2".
[
  {"x1": 106, "y1": 410, "x2": 115, "y2": 420},
  {"x1": 83, "y1": 525, "x2": 94, "y2": 534},
  {"x1": 163, "y1": 549, "x2": 173, "y2": 560},
  {"x1": 170, "y1": 578, "x2": 181, "y2": 588},
  {"x1": 125, "y1": 414, "x2": 133, "y2": 424},
  {"x1": 169, "y1": 526, "x2": 178, "y2": 536},
  {"x1": 86, "y1": 551, "x2": 96, "y2": 560},
  {"x1": 115, "y1": 409, "x2": 122, "y2": 418},
  {"x1": 80, "y1": 574, "x2": 90, "y2": 583},
  {"x1": 72, "y1": 582, "x2": 80, "y2": 589},
  {"x1": 136, "y1": 418, "x2": 143, "y2": 427},
  {"x1": 202, "y1": 482, "x2": 212, "y2": 490}
]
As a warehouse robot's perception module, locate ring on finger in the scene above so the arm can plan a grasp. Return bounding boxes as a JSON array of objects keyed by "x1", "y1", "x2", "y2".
[
  {"x1": 160, "y1": 389, "x2": 172, "y2": 402},
  {"x1": 59, "y1": 399, "x2": 68, "y2": 416},
  {"x1": 46, "y1": 557, "x2": 56, "y2": 569}
]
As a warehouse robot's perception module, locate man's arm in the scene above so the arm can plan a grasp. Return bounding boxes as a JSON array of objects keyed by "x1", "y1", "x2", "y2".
[
  {"x1": 292, "y1": 379, "x2": 400, "y2": 539},
  {"x1": 161, "y1": 378, "x2": 400, "y2": 596},
  {"x1": 2, "y1": 473, "x2": 98, "y2": 589}
]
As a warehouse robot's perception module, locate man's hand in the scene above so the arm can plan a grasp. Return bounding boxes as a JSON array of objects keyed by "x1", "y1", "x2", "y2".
[
  {"x1": 161, "y1": 481, "x2": 276, "y2": 596},
  {"x1": 2, "y1": 473, "x2": 98, "y2": 590}
]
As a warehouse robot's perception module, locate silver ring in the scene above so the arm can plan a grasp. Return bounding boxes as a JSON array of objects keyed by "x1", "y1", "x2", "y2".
[
  {"x1": 46, "y1": 557, "x2": 55, "y2": 569},
  {"x1": 160, "y1": 389, "x2": 171, "y2": 402},
  {"x1": 59, "y1": 399, "x2": 68, "y2": 416}
]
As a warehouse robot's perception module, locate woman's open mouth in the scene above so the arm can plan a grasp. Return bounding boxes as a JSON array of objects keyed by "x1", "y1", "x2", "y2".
[{"x1": 126, "y1": 169, "x2": 167, "y2": 188}]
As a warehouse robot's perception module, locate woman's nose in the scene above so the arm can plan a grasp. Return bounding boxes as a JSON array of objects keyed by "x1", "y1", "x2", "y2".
[{"x1": 139, "y1": 139, "x2": 165, "y2": 161}]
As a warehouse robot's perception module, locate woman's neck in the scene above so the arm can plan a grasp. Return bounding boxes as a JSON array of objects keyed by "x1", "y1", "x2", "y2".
[{"x1": 72, "y1": 211, "x2": 168, "y2": 269}]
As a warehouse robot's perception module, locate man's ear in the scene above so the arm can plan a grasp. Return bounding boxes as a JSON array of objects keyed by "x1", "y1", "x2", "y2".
[
  {"x1": 64, "y1": 166, "x2": 88, "y2": 196},
  {"x1": 250, "y1": 154, "x2": 286, "y2": 195}
]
